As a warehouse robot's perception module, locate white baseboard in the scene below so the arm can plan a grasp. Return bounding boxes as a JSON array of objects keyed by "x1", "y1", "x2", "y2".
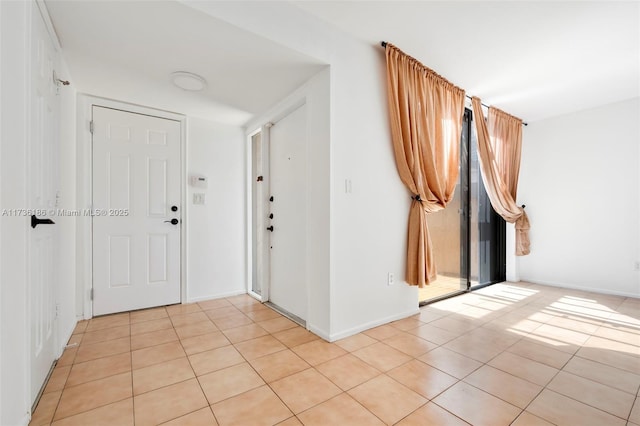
[
  {"x1": 186, "y1": 289, "x2": 247, "y2": 303},
  {"x1": 327, "y1": 308, "x2": 421, "y2": 342},
  {"x1": 523, "y1": 279, "x2": 640, "y2": 299},
  {"x1": 307, "y1": 323, "x2": 331, "y2": 341}
]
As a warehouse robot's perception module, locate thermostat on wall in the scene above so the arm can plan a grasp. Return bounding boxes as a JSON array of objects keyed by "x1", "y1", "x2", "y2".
[{"x1": 189, "y1": 174, "x2": 208, "y2": 188}]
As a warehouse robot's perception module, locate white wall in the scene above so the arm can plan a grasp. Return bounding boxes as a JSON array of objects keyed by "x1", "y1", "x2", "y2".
[
  {"x1": 519, "y1": 98, "x2": 640, "y2": 297},
  {"x1": 184, "y1": 2, "x2": 418, "y2": 340},
  {"x1": 186, "y1": 117, "x2": 246, "y2": 301},
  {"x1": 1, "y1": 1, "x2": 32, "y2": 424}
]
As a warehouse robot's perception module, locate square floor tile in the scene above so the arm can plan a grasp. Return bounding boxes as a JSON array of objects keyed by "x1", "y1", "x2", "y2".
[
  {"x1": 510, "y1": 411, "x2": 554, "y2": 426},
  {"x1": 166, "y1": 303, "x2": 202, "y2": 317},
  {"x1": 271, "y1": 369, "x2": 342, "y2": 414},
  {"x1": 291, "y1": 340, "x2": 347, "y2": 366},
  {"x1": 188, "y1": 345, "x2": 245, "y2": 377},
  {"x1": 488, "y1": 351, "x2": 558, "y2": 386},
  {"x1": 433, "y1": 381, "x2": 521, "y2": 426},
  {"x1": 316, "y1": 354, "x2": 380, "y2": 391},
  {"x1": 406, "y1": 324, "x2": 459, "y2": 345},
  {"x1": 629, "y1": 397, "x2": 640, "y2": 425},
  {"x1": 383, "y1": 332, "x2": 437, "y2": 357},
  {"x1": 563, "y1": 356, "x2": 640, "y2": 395},
  {"x1": 132, "y1": 357, "x2": 194, "y2": 395},
  {"x1": 234, "y1": 335, "x2": 286, "y2": 360},
  {"x1": 222, "y1": 324, "x2": 269, "y2": 343},
  {"x1": 211, "y1": 385, "x2": 292, "y2": 426},
  {"x1": 54, "y1": 372, "x2": 132, "y2": 420},
  {"x1": 547, "y1": 371, "x2": 635, "y2": 419},
  {"x1": 169, "y1": 311, "x2": 210, "y2": 328},
  {"x1": 334, "y1": 333, "x2": 377, "y2": 352},
  {"x1": 74, "y1": 337, "x2": 130, "y2": 363},
  {"x1": 212, "y1": 314, "x2": 254, "y2": 330},
  {"x1": 506, "y1": 339, "x2": 573, "y2": 369},
  {"x1": 463, "y1": 365, "x2": 543, "y2": 409},
  {"x1": 258, "y1": 317, "x2": 298, "y2": 334},
  {"x1": 50, "y1": 398, "x2": 133, "y2": 426},
  {"x1": 363, "y1": 324, "x2": 403, "y2": 340},
  {"x1": 161, "y1": 407, "x2": 218, "y2": 426},
  {"x1": 396, "y1": 401, "x2": 470, "y2": 426},
  {"x1": 130, "y1": 329, "x2": 178, "y2": 351},
  {"x1": 197, "y1": 298, "x2": 232, "y2": 311},
  {"x1": 133, "y1": 378, "x2": 208, "y2": 426},
  {"x1": 297, "y1": 393, "x2": 384, "y2": 426},
  {"x1": 204, "y1": 306, "x2": 243, "y2": 321},
  {"x1": 352, "y1": 342, "x2": 412, "y2": 372},
  {"x1": 180, "y1": 331, "x2": 231, "y2": 356},
  {"x1": 174, "y1": 320, "x2": 218, "y2": 340},
  {"x1": 130, "y1": 307, "x2": 168, "y2": 324},
  {"x1": 348, "y1": 375, "x2": 427, "y2": 425},
  {"x1": 273, "y1": 327, "x2": 320, "y2": 348},
  {"x1": 245, "y1": 308, "x2": 282, "y2": 322},
  {"x1": 198, "y1": 363, "x2": 265, "y2": 404},
  {"x1": 131, "y1": 341, "x2": 186, "y2": 370},
  {"x1": 527, "y1": 389, "x2": 626, "y2": 426},
  {"x1": 43, "y1": 365, "x2": 71, "y2": 394},
  {"x1": 81, "y1": 325, "x2": 130, "y2": 346},
  {"x1": 85, "y1": 313, "x2": 129, "y2": 332},
  {"x1": 418, "y1": 347, "x2": 482, "y2": 379},
  {"x1": 130, "y1": 317, "x2": 173, "y2": 336},
  {"x1": 30, "y1": 391, "x2": 62, "y2": 426},
  {"x1": 249, "y1": 349, "x2": 310, "y2": 383},
  {"x1": 387, "y1": 359, "x2": 457, "y2": 399},
  {"x1": 66, "y1": 352, "x2": 131, "y2": 387}
]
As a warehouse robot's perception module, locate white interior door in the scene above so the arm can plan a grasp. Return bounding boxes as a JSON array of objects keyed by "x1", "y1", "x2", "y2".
[
  {"x1": 92, "y1": 107, "x2": 181, "y2": 316},
  {"x1": 29, "y1": 4, "x2": 60, "y2": 404},
  {"x1": 269, "y1": 105, "x2": 307, "y2": 320}
]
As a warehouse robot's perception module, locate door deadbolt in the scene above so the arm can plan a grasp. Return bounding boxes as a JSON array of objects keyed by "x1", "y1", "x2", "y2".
[
  {"x1": 269, "y1": 196, "x2": 274, "y2": 202},
  {"x1": 269, "y1": 213, "x2": 274, "y2": 219},
  {"x1": 171, "y1": 205, "x2": 178, "y2": 212}
]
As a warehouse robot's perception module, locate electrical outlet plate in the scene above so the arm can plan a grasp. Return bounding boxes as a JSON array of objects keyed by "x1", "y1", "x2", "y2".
[{"x1": 388, "y1": 272, "x2": 394, "y2": 286}]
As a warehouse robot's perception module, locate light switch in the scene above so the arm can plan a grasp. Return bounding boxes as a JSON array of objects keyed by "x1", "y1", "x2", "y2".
[{"x1": 193, "y1": 193, "x2": 205, "y2": 205}]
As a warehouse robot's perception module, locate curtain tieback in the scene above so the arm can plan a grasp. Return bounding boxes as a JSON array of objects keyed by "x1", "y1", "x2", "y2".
[{"x1": 412, "y1": 194, "x2": 422, "y2": 202}]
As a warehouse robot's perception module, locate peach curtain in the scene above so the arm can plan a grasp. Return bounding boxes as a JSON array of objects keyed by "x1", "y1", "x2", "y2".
[
  {"x1": 385, "y1": 44, "x2": 466, "y2": 286},
  {"x1": 471, "y1": 97, "x2": 530, "y2": 256}
]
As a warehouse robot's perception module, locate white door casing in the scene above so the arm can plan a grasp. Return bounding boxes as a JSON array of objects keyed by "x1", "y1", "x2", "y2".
[
  {"x1": 29, "y1": 3, "x2": 60, "y2": 404},
  {"x1": 92, "y1": 107, "x2": 181, "y2": 315},
  {"x1": 268, "y1": 104, "x2": 307, "y2": 321}
]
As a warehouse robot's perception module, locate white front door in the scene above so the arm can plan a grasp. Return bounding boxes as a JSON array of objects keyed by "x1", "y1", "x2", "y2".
[
  {"x1": 92, "y1": 107, "x2": 181, "y2": 316},
  {"x1": 269, "y1": 105, "x2": 307, "y2": 320},
  {"x1": 29, "y1": 3, "x2": 60, "y2": 404}
]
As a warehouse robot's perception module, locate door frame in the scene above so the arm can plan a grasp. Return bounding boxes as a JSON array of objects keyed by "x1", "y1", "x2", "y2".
[
  {"x1": 77, "y1": 96, "x2": 187, "y2": 319},
  {"x1": 245, "y1": 98, "x2": 307, "y2": 306}
]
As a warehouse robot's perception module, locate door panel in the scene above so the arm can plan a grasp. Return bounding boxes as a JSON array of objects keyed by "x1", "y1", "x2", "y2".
[
  {"x1": 269, "y1": 105, "x2": 307, "y2": 320},
  {"x1": 30, "y1": 4, "x2": 60, "y2": 404},
  {"x1": 92, "y1": 107, "x2": 181, "y2": 315}
]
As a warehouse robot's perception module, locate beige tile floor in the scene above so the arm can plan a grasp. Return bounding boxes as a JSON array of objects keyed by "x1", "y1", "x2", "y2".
[{"x1": 30, "y1": 282, "x2": 640, "y2": 426}]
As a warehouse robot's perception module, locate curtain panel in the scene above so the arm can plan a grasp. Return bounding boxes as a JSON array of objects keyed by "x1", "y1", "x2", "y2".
[
  {"x1": 384, "y1": 43, "x2": 466, "y2": 286},
  {"x1": 471, "y1": 97, "x2": 530, "y2": 256}
]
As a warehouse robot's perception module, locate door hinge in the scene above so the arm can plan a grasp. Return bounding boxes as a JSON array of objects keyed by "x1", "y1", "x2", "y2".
[
  {"x1": 89, "y1": 121, "x2": 94, "y2": 134},
  {"x1": 90, "y1": 288, "x2": 93, "y2": 300}
]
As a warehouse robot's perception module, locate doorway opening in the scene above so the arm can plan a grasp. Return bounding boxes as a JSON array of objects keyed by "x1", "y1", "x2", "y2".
[{"x1": 419, "y1": 108, "x2": 506, "y2": 304}]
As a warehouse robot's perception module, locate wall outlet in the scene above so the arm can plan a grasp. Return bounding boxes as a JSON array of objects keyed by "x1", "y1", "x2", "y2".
[
  {"x1": 193, "y1": 193, "x2": 205, "y2": 205},
  {"x1": 635, "y1": 261, "x2": 640, "y2": 271},
  {"x1": 388, "y1": 272, "x2": 394, "y2": 286}
]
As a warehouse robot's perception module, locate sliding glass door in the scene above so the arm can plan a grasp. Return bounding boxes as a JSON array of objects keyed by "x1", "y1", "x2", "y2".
[{"x1": 419, "y1": 108, "x2": 505, "y2": 304}]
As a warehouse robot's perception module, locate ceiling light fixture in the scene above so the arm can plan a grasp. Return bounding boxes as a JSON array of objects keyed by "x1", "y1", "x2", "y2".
[{"x1": 170, "y1": 71, "x2": 207, "y2": 91}]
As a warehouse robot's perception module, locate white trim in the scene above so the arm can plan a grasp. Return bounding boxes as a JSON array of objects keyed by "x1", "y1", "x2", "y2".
[
  {"x1": 77, "y1": 95, "x2": 186, "y2": 318},
  {"x1": 34, "y1": 0, "x2": 61, "y2": 52},
  {"x1": 327, "y1": 308, "x2": 421, "y2": 342},
  {"x1": 186, "y1": 289, "x2": 247, "y2": 303},
  {"x1": 522, "y1": 279, "x2": 640, "y2": 299}
]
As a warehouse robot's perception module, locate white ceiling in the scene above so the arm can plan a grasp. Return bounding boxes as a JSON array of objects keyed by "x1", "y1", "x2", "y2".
[
  {"x1": 45, "y1": 0, "x2": 327, "y2": 126},
  {"x1": 293, "y1": 1, "x2": 639, "y2": 123},
  {"x1": 46, "y1": 1, "x2": 638, "y2": 125}
]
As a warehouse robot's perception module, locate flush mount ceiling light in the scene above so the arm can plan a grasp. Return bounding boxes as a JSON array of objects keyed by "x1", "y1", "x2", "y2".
[{"x1": 170, "y1": 71, "x2": 207, "y2": 91}]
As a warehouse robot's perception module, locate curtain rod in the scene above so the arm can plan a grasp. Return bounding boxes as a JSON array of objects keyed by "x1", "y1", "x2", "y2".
[{"x1": 380, "y1": 41, "x2": 528, "y2": 126}]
